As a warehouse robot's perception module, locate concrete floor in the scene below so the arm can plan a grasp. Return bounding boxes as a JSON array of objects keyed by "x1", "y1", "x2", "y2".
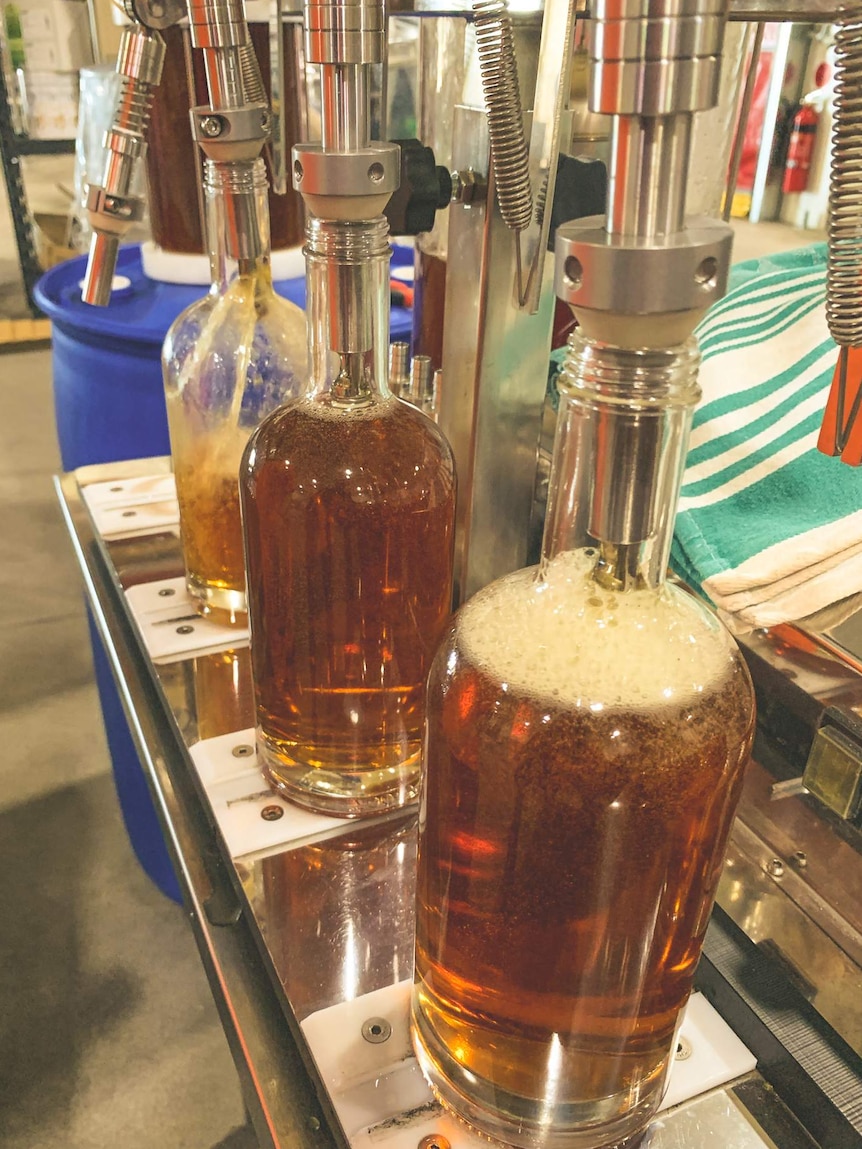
[{"x1": 0, "y1": 344, "x2": 257, "y2": 1147}]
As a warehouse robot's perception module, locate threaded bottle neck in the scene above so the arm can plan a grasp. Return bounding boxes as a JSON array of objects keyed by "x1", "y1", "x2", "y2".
[
  {"x1": 544, "y1": 332, "x2": 700, "y2": 590},
  {"x1": 204, "y1": 157, "x2": 271, "y2": 272},
  {"x1": 304, "y1": 216, "x2": 392, "y2": 404}
]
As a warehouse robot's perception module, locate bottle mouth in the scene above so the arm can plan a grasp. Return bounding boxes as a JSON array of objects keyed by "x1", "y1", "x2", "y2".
[
  {"x1": 305, "y1": 215, "x2": 391, "y2": 263},
  {"x1": 558, "y1": 332, "x2": 702, "y2": 410},
  {"x1": 204, "y1": 157, "x2": 268, "y2": 195}
]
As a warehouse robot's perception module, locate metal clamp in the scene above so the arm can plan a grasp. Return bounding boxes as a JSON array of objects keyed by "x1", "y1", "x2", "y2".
[
  {"x1": 293, "y1": 141, "x2": 400, "y2": 220},
  {"x1": 191, "y1": 103, "x2": 272, "y2": 161}
]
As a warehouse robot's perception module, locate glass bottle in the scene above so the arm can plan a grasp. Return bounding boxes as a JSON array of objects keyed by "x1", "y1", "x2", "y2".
[
  {"x1": 240, "y1": 216, "x2": 457, "y2": 817},
  {"x1": 163, "y1": 158, "x2": 306, "y2": 624},
  {"x1": 411, "y1": 334, "x2": 756, "y2": 1148}
]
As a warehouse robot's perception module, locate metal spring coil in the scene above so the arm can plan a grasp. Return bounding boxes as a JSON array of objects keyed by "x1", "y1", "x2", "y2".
[
  {"x1": 827, "y1": 12, "x2": 862, "y2": 347},
  {"x1": 115, "y1": 77, "x2": 156, "y2": 139},
  {"x1": 473, "y1": 0, "x2": 533, "y2": 233},
  {"x1": 239, "y1": 41, "x2": 268, "y2": 108}
]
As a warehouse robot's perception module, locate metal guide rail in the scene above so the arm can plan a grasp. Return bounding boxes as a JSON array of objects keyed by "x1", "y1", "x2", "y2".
[{"x1": 56, "y1": 458, "x2": 862, "y2": 1149}]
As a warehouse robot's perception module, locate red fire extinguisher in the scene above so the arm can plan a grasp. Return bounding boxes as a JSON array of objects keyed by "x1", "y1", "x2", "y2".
[{"x1": 783, "y1": 103, "x2": 818, "y2": 193}]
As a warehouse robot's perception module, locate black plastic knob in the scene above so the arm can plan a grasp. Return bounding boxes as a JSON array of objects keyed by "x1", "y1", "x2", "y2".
[{"x1": 384, "y1": 139, "x2": 453, "y2": 236}]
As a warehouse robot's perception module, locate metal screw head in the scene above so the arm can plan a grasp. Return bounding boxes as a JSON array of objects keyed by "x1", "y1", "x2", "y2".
[
  {"x1": 260, "y1": 110, "x2": 272, "y2": 132},
  {"x1": 261, "y1": 804, "x2": 284, "y2": 821},
  {"x1": 109, "y1": 485, "x2": 123, "y2": 492},
  {"x1": 675, "y1": 1036, "x2": 692, "y2": 1062},
  {"x1": 419, "y1": 1137, "x2": 451, "y2": 1149},
  {"x1": 176, "y1": 624, "x2": 194, "y2": 635},
  {"x1": 368, "y1": 162, "x2": 385, "y2": 184},
  {"x1": 361, "y1": 1017, "x2": 392, "y2": 1044},
  {"x1": 766, "y1": 858, "x2": 785, "y2": 878},
  {"x1": 200, "y1": 115, "x2": 223, "y2": 138},
  {"x1": 293, "y1": 158, "x2": 304, "y2": 183},
  {"x1": 158, "y1": 587, "x2": 176, "y2": 597},
  {"x1": 121, "y1": 509, "x2": 137, "y2": 518},
  {"x1": 791, "y1": 850, "x2": 808, "y2": 869},
  {"x1": 232, "y1": 744, "x2": 254, "y2": 758}
]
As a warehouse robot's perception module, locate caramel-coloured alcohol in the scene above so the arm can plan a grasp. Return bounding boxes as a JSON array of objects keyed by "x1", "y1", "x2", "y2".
[{"x1": 242, "y1": 394, "x2": 455, "y2": 815}]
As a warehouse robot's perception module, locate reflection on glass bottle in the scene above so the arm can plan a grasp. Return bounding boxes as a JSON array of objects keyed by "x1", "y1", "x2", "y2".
[
  {"x1": 241, "y1": 216, "x2": 456, "y2": 818},
  {"x1": 163, "y1": 158, "x2": 306, "y2": 624},
  {"x1": 260, "y1": 816, "x2": 417, "y2": 1017},
  {"x1": 193, "y1": 647, "x2": 254, "y2": 742},
  {"x1": 411, "y1": 335, "x2": 755, "y2": 1148}
]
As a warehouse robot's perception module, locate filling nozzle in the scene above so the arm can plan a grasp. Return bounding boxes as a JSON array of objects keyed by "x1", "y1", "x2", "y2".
[
  {"x1": 81, "y1": 24, "x2": 165, "y2": 306},
  {"x1": 187, "y1": 0, "x2": 271, "y2": 167},
  {"x1": 292, "y1": 0, "x2": 400, "y2": 222},
  {"x1": 552, "y1": 0, "x2": 735, "y2": 555},
  {"x1": 83, "y1": 0, "x2": 270, "y2": 306},
  {"x1": 183, "y1": 0, "x2": 272, "y2": 264}
]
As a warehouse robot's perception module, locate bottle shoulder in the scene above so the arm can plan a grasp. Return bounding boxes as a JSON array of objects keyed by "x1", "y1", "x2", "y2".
[
  {"x1": 163, "y1": 287, "x2": 307, "y2": 408},
  {"x1": 439, "y1": 552, "x2": 754, "y2": 723},
  {"x1": 242, "y1": 393, "x2": 456, "y2": 497}
]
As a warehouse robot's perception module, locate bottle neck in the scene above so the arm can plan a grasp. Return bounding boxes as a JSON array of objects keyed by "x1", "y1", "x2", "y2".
[
  {"x1": 304, "y1": 215, "x2": 392, "y2": 404},
  {"x1": 542, "y1": 333, "x2": 700, "y2": 591},
  {"x1": 203, "y1": 158, "x2": 273, "y2": 293}
]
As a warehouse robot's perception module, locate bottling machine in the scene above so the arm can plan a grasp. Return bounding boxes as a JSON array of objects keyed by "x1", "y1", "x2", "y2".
[{"x1": 62, "y1": 0, "x2": 862, "y2": 1145}]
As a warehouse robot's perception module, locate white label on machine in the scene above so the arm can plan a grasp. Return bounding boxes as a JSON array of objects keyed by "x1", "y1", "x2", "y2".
[
  {"x1": 81, "y1": 472, "x2": 180, "y2": 538},
  {"x1": 125, "y1": 577, "x2": 250, "y2": 662},
  {"x1": 189, "y1": 729, "x2": 347, "y2": 860}
]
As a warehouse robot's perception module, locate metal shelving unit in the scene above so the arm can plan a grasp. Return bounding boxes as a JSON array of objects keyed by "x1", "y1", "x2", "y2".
[{"x1": 0, "y1": 14, "x2": 76, "y2": 315}]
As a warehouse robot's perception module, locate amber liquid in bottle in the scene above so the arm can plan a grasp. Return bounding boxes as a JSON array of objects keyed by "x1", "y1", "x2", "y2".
[
  {"x1": 414, "y1": 559, "x2": 754, "y2": 1139},
  {"x1": 241, "y1": 217, "x2": 456, "y2": 816},
  {"x1": 172, "y1": 456, "x2": 245, "y2": 608},
  {"x1": 243, "y1": 396, "x2": 455, "y2": 812},
  {"x1": 411, "y1": 338, "x2": 755, "y2": 1148}
]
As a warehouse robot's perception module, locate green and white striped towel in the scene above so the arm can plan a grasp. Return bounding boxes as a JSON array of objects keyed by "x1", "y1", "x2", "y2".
[{"x1": 671, "y1": 243, "x2": 862, "y2": 632}]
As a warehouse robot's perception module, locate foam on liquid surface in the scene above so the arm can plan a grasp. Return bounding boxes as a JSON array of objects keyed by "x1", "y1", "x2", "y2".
[
  {"x1": 299, "y1": 394, "x2": 401, "y2": 421},
  {"x1": 458, "y1": 549, "x2": 735, "y2": 712}
]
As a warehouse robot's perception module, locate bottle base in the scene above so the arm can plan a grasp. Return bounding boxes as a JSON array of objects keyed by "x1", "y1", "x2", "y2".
[
  {"x1": 186, "y1": 575, "x2": 248, "y2": 627},
  {"x1": 257, "y1": 731, "x2": 420, "y2": 818},
  {"x1": 410, "y1": 999, "x2": 665, "y2": 1149}
]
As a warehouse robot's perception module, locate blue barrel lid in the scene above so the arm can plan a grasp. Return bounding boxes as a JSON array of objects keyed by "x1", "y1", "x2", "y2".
[{"x1": 35, "y1": 243, "x2": 413, "y2": 345}]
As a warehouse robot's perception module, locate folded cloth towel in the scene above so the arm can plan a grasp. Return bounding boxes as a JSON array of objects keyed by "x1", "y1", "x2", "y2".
[{"x1": 671, "y1": 243, "x2": 862, "y2": 633}]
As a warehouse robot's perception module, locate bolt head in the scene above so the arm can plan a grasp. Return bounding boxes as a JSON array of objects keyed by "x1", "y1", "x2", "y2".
[
  {"x1": 261, "y1": 804, "x2": 284, "y2": 822},
  {"x1": 419, "y1": 1137, "x2": 451, "y2": 1149},
  {"x1": 361, "y1": 1016, "x2": 392, "y2": 1044},
  {"x1": 766, "y1": 858, "x2": 785, "y2": 878},
  {"x1": 200, "y1": 116, "x2": 223, "y2": 138}
]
